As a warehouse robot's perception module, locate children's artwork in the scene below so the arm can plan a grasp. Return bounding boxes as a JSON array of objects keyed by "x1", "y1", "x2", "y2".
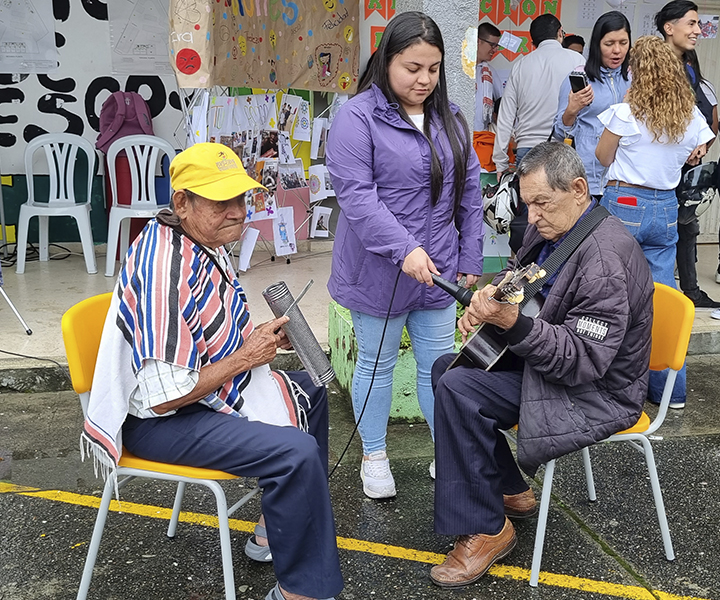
[
  {"x1": 169, "y1": 0, "x2": 360, "y2": 93},
  {"x1": 328, "y1": 94, "x2": 350, "y2": 126},
  {"x1": 189, "y1": 90, "x2": 209, "y2": 144},
  {"x1": 293, "y1": 100, "x2": 312, "y2": 142},
  {"x1": 238, "y1": 226, "x2": 260, "y2": 272},
  {"x1": 310, "y1": 205, "x2": 332, "y2": 238},
  {"x1": 278, "y1": 158, "x2": 307, "y2": 190},
  {"x1": 259, "y1": 130, "x2": 279, "y2": 159},
  {"x1": 307, "y1": 164, "x2": 326, "y2": 202},
  {"x1": 238, "y1": 94, "x2": 278, "y2": 130},
  {"x1": 310, "y1": 118, "x2": 328, "y2": 160},
  {"x1": 208, "y1": 96, "x2": 234, "y2": 142},
  {"x1": 245, "y1": 159, "x2": 278, "y2": 222},
  {"x1": 273, "y1": 207, "x2": 297, "y2": 257},
  {"x1": 278, "y1": 94, "x2": 303, "y2": 134},
  {"x1": 278, "y1": 131, "x2": 295, "y2": 165},
  {"x1": 699, "y1": 15, "x2": 719, "y2": 38}
]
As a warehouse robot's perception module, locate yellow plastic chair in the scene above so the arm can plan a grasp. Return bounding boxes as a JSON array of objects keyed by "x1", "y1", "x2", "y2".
[
  {"x1": 62, "y1": 293, "x2": 259, "y2": 600},
  {"x1": 524, "y1": 283, "x2": 694, "y2": 586}
]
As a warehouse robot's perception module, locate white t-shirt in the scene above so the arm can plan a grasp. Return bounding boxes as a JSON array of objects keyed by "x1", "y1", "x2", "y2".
[
  {"x1": 408, "y1": 112, "x2": 424, "y2": 130},
  {"x1": 598, "y1": 103, "x2": 715, "y2": 190}
]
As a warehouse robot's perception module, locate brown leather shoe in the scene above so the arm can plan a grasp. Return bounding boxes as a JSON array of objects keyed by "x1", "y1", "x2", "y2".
[
  {"x1": 430, "y1": 518, "x2": 517, "y2": 588},
  {"x1": 504, "y1": 488, "x2": 537, "y2": 519}
]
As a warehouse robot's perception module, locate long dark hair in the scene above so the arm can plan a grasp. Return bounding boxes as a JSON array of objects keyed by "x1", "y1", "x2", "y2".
[
  {"x1": 585, "y1": 11, "x2": 631, "y2": 82},
  {"x1": 357, "y1": 11, "x2": 470, "y2": 214}
]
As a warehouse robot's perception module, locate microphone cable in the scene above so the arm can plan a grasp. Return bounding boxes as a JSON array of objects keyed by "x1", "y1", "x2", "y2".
[{"x1": 328, "y1": 268, "x2": 402, "y2": 479}]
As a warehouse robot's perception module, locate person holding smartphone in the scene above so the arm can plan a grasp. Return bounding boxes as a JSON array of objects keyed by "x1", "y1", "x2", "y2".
[{"x1": 553, "y1": 11, "x2": 632, "y2": 200}]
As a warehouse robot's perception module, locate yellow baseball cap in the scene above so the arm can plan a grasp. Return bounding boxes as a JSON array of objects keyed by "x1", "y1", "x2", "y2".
[{"x1": 170, "y1": 142, "x2": 266, "y2": 201}]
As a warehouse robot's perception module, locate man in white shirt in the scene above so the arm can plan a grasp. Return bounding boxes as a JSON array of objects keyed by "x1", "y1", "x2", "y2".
[
  {"x1": 492, "y1": 14, "x2": 584, "y2": 177},
  {"x1": 474, "y1": 22, "x2": 503, "y2": 132}
]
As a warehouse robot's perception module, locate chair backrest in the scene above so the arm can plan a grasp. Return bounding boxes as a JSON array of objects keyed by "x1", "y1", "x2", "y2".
[
  {"x1": 24, "y1": 133, "x2": 97, "y2": 207},
  {"x1": 61, "y1": 293, "x2": 112, "y2": 403},
  {"x1": 106, "y1": 135, "x2": 176, "y2": 210},
  {"x1": 649, "y1": 283, "x2": 695, "y2": 373}
]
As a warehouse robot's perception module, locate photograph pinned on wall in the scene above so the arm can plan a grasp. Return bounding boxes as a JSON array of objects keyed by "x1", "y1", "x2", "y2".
[
  {"x1": 278, "y1": 94, "x2": 303, "y2": 134},
  {"x1": 323, "y1": 168, "x2": 335, "y2": 197},
  {"x1": 273, "y1": 206, "x2": 297, "y2": 256},
  {"x1": 259, "y1": 129, "x2": 279, "y2": 159},
  {"x1": 293, "y1": 100, "x2": 312, "y2": 142},
  {"x1": 243, "y1": 131, "x2": 260, "y2": 165},
  {"x1": 310, "y1": 205, "x2": 332, "y2": 238},
  {"x1": 278, "y1": 131, "x2": 295, "y2": 164},
  {"x1": 278, "y1": 158, "x2": 307, "y2": 190},
  {"x1": 238, "y1": 226, "x2": 260, "y2": 272},
  {"x1": 310, "y1": 117, "x2": 328, "y2": 160},
  {"x1": 307, "y1": 164, "x2": 326, "y2": 202},
  {"x1": 244, "y1": 159, "x2": 277, "y2": 222},
  {"x1": 231, "y1": 131, "x2": 248, "y2": 158}
]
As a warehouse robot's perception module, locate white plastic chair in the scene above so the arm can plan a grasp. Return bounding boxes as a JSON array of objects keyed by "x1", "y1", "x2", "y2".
[
  {"x1": 105, "y1": 134, "x2": 175, "y2": 277},
  {"x1": 509, "y1": 283, "x2": 694, "y2": 587},
  {"x1": 62, "y1": 293, "x2": 260, "y2": 600},
  {"x1": 16, "y1": 133, "x2": 98, "y2": 274}
]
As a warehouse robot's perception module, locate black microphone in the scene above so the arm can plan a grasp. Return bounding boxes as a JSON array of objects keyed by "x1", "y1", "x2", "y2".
[{"x1": 431, "y1": 274, "x2": 474, "y2": 307}]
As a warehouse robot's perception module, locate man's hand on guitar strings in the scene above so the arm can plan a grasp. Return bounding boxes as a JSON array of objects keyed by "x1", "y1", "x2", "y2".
[{"x1": 458, "y1": 285, "x2": 520, "y2": 341}]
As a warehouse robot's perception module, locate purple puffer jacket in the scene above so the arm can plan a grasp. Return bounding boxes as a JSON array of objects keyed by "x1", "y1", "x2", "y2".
[{"x1": 325, "y1": 85, "x2": 484, "y2": 318}]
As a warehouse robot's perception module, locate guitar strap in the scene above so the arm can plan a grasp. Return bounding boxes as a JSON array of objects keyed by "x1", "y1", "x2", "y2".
[{"x1": 519, "y1": 204, "x2": 610, "y2": 308}]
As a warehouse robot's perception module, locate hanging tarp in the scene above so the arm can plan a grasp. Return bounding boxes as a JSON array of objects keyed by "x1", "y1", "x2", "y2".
[{"x1": 169, "y1": 0, "x2": 360, "y2": 93}]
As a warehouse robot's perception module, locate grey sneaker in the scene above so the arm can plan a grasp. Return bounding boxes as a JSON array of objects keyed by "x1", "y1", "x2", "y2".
[{"x1": 361, "y1": 450, "x2": 396, "y2": 499}]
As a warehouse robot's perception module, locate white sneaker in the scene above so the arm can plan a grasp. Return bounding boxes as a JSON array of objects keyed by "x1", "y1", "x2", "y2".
[
  {"x1": 361, "y1": 450, "x2": 396, "y2": 499},
  {"x1": 716, "y1": 271, "x2": 720, "y2": 284},
  {"x1": 712, "y1": 308, "x2": 720, "y2": 320},
  {"x1": 429, "y1": 459, "x2": 436, "y2": 480}
]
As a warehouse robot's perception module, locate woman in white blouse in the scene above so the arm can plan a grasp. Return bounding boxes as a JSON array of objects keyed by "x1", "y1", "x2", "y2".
[{"x1": 595, "y1": 35, "x2": 715, "y2": 409}]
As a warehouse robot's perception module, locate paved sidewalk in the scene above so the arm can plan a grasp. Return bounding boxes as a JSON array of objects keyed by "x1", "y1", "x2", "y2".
[{"x1": 1, "y1": 356, "x2": 720, "y2": 600}]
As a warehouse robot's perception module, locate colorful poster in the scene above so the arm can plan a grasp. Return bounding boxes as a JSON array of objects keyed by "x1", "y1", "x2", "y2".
[
  {"x1": 273, "y1": 206, "x2": 297, "y2": 256},
  {"x1": 169, "y1": 0, "x2": 361, "y2": 93}
]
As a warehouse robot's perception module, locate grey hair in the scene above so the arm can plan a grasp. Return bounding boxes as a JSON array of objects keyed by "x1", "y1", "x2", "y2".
[{"x1": 517, "y1": 142, "x2": 588, "y2": 192}]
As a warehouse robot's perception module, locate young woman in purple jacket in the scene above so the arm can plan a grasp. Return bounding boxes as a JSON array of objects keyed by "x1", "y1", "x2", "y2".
[{"x1": 326, "y1": 11, "x2": 484, "y2": 499}]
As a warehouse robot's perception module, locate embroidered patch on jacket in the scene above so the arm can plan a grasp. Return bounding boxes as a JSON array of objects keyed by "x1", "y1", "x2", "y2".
[{"x1": 575, "y1": 316, "x2": 609, "y2": 341}]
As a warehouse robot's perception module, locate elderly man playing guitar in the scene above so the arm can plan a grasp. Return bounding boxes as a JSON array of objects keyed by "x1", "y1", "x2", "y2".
[{"x1": 429, "y1": 142, "x2": 655, "y2": 589}]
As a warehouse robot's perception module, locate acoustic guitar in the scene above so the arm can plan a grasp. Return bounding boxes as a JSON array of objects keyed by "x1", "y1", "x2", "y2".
[{"x1": 448, "y1": 263, "x2": 545, "y2": 372}]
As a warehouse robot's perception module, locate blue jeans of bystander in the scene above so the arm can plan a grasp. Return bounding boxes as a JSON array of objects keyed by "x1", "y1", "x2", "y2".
[
  {"x1": 601, "y1": 184, "x2": 686, "y2": 405},
  {"x1": 350, "y1": 303, "x2": 457, "y2": 455}
]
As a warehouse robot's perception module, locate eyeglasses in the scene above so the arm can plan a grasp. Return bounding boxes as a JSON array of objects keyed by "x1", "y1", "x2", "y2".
[{"x1": 479, "y1": 37, "x2": 500, "y2": 50}]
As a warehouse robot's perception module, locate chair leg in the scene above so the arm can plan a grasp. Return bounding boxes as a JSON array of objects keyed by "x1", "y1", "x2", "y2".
[
  {"x1": 119, "y1": 218, "x2": 131, "y2": 263},
  {"x1": 207, "y1": 480, "x2": 236, "y2": 600},
  {"x1": 77, "y1": 476, "x2": 114, "y2": 600},
  {"x1": 530, "y1": 459, "x2": 556, "y2": 587},
  {"x1": 0, "y1": 287, "x2": 32, "y2": 334},
  {"x1": 38, "y1": 215, "x2": 49, "y2": 262},
  {"x1": 640, "y1": 437, "x2": 675, "y2": 560},
  {"x1": 75, "y1": 210, "x2": 97, "y2": 274},
  {"x1": 105, "y1": 212, "x2": 123, "y2": 277},
  {"x1": 581, "y1": 447, "x2": 597, "y2": 501},
  {"x1": 167, "y1": 481, "x2": 186, "y2": 538},
  {"x1": 15, "y1": 207, "x2": 31, "y2": 274}
]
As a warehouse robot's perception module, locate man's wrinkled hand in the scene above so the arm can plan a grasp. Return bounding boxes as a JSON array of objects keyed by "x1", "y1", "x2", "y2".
[{"x1": 242, "y1": 316, "x2": 290, "y2": 368}]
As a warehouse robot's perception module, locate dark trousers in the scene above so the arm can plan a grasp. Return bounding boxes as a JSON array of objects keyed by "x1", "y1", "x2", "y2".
[
  {"x1": 676, "y1": 216, "x2": 700, "y2": 295},
  {"x1": 432, "y1": 354, "x2": 528, "y2": 537},
  {"x1": 122, "y1": 371, "x2": 343, "y2": 599}
]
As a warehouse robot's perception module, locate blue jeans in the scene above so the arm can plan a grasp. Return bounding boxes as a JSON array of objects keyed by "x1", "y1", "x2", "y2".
[
  {"x1": 601, "y1": 184, "x2": 686, "y2": 403},
  {"x1": 350, "y1": 303, "x2": 457, "y2": 454}
]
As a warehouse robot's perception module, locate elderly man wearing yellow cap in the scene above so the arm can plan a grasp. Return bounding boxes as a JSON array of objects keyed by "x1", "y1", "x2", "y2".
[{"x1": 81, "y1": 143, "x2": 343, "y2": 600}]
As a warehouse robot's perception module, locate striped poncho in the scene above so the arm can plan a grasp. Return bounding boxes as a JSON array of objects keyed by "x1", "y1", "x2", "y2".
[{"x1": 82, "y1": 218, "x2": 298, "y2": 478}]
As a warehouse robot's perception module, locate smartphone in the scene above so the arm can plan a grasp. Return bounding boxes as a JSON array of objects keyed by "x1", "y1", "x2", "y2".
[{"x1": 569, "y1": 71, "x2": 589, "y2": 93}]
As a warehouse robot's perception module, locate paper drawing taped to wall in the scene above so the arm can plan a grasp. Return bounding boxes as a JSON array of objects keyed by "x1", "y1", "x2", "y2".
[{"x1": 169, "y1": 0, "x2": 360, "y2": 93}]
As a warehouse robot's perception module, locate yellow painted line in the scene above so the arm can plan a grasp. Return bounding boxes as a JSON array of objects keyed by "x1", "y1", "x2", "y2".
[
  {"x1": 0, "y1": 482, "x2": 710, "y2": 600},
  {"x1": 1, "y1": 174, "x2": 12, "y2": 186}
]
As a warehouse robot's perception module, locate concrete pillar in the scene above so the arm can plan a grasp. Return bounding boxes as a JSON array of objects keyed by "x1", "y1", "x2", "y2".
[{"x1": 396, "y1": 0, "x2": 479, "y2": 124}]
